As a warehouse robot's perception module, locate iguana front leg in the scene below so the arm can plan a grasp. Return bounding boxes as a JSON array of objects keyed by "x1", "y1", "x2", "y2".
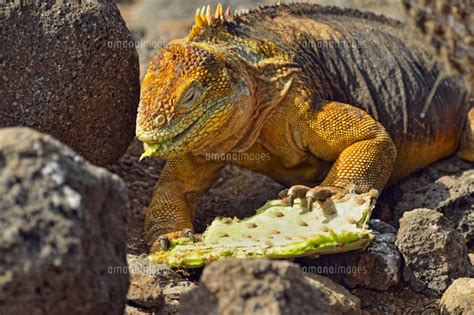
[
  {"x1": 145, "y1": 155, "x2": 224, "y2": 251},
  {"x1": 286, "y1": 101, "x2": 397, "y2": 208}
]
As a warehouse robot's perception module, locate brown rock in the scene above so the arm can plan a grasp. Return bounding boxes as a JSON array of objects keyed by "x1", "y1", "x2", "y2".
[
  {"x1": 126, "y1": 254, "x2": 196, "y2": 313},
  {"x1": 304, "y1": 274, "x2": 362, "y2": 315},
  {"x1": 179, "y1": 258, "x2": 330, "y2": 315},
  {"x1": 396, "y1": 208, "x2": 473, "y2": 297},
  {"x1": 128, "y1": 273, "x2": 164, "y2": 309},
  {"x1": 402, "y1": 0, "x2": 473, "y2": 84},
  {"x1": 0, "y1": 0, "x2": 140, "y2": 166},
  {"x1": 379, "y1": 157, "x2": 473, "y2": 243},
  {"x1": 439, "y1": 278, "x2": 474, "y2": 315}
]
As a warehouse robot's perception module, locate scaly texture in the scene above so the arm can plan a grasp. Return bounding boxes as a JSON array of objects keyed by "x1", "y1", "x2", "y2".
[{"x1": 136, "y1": 3, "x2": 472, "y2": 249}]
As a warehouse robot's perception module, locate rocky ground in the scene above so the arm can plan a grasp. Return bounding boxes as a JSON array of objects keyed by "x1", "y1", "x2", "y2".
[
  {"x1": 111, "y1": 139, "x2": 473, "y2": 314},
  {"x1": 1, "y1": 0, "x2": 473, "y2": 314}
]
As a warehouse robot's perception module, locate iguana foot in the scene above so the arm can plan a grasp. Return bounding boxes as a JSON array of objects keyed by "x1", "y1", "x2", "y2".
[
  {"x1": 149, "y1": 228, "x2": 199, "y2": 252},
  {"x1": 282, "y1": 184, "x2": 361, "y2": 211}
]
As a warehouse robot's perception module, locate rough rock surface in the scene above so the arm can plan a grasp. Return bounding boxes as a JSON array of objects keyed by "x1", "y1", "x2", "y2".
[
  {"x1": 439, "y1": 278, "x2": 474, "y2": 315},
  {"x1": 298, "y1": 219, "x2": 401, "y2": 291},
  {"x1": 402, "y1": 0, "x2": 473, "y2": 85},
  {"x1": 0, "y1": 127, "x2": 129, "y2": 315},
  {"x1": 0, "y1": 0, "x2": 140, "y2": 166},
  {"x1": 179, "y1": 258, "x2": 330, "y2": 315},
  {"x1": 128, "y1": 273, "x2": 164, "y2": 310},
  {"x1": 396, "y1": 208, "x2": 473, "y2": 297},
  {"x1": 304, "y1": 274, "x2": 362, "y2": 315},
  {"x1": 378, "y1": 157, "x2": 474, "y2": 244},
  {"x1": 344, "y1": 220, "x2": 401, "y2": 291},
  {"x1": 126, "y1": 254, "x2": 197, "y2": 314}
]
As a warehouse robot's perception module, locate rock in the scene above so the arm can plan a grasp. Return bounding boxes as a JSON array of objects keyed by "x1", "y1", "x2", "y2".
[
  {"x1": 128, "y1": 273, "x2": 164, "y2": 310},
  {"x1": 298, "y1": 219, "x2": 401, "y2": 291},
  {"x1": 0, "y1": 0, "x2": 140, "y2": 166},
  {"x1": 304, "y1": 274, "x2": 362, "y2": 315},
  {"x1": 179, "y1": 258, "x2": 330, "y2": 315},
  {"x1": 0, "y1": 127, "x2": 129, "y2": 314},
  {"x1": 126, "y1": 254, "x2": 196, "y2": 313},
  {"x1": 124, "y1": 305, "x2": 152, "y2": 315},
  {"x1": 396, "y1": 208, "x2": 473, "y2": 297},
  {"x1": 439, "y1": 278, "x2": 474, "y2": 315},
  {"x1": 379, "y1": 157, "x2": 474, "y2": 243},
  {"x1": 402, "y1": 0, "x2": 473, "y2": 84},
  {"x1": 343, "y1": 219, "x2": 401, "y2": 291}
]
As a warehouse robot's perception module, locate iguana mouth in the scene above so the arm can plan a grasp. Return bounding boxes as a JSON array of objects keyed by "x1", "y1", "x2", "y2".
[
  {"x1": 137, "y1": 99, "x2": 233, "y2": 157},
  {"x1": 136, "y1": 109, "x2": 202, "y2": 144},
  {"x1": 137, "y1": 113, "x2": 203, "y2": 156}
]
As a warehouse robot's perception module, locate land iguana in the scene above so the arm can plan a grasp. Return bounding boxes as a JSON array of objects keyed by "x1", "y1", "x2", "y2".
[{"x1": 135, "y1": 3, "x2": 473, "y2": 251}]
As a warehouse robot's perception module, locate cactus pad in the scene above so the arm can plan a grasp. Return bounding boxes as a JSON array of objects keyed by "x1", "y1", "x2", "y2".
[
  {"x1": 151, "y1": 191, "x2": 377, "y2": 268},
  {"x1": 139, "y1": 143, "x2": 160, "y2": 161}
]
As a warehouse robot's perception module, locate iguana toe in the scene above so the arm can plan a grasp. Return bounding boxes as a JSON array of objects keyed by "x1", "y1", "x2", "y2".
[
  {"x1": 286, "y1": 185, "x2": 311, "y2": 207},
  {"x1": 153, "y1": 235, "x2": 170, "y2": 252},
  {"x1": 306, "y1": 186, "x2": 339, "y2": 203},
  {"x1": 181, "y1": 228, "x2": 196, "y2": 242},
  {"x1": 149, "y1": 229, "x2": 195, "y2": 252},
  {"x1": 286, "y1": 185, "x2": 350, "y2": 211}
]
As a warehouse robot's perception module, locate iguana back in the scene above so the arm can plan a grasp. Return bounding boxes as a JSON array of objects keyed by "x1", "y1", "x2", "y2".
[
  {"x1": 225, "y1": 4, "x2": 469, "y2": 179},
  {"x1": 230, "y1": 4, "x2": 468, "y2": 138}
]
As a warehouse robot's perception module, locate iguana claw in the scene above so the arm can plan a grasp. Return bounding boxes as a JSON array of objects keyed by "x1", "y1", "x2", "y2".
[
  {"x1": 182, "y1": 228, "x2": 195, "y2": 242},
  {"x1": 158, "y1": 235, "x2": 170, "y2": 251},
  {"x1": 285, "y1": 185, "x2": 310, "y2": 208},
  {"x1": 285, "y1": 185, "x2": 345, "y2": 211},
  {"x1": 152, "y1": 228, "x2": 197, "y2": 252},
  {"x1": 306, "y1": 196, "x2": 314, "y2": 211}
]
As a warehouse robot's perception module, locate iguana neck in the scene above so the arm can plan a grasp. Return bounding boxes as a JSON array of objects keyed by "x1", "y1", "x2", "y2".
[{"x1": 209, "y1": 38, "x2": 299, "y2": 154}]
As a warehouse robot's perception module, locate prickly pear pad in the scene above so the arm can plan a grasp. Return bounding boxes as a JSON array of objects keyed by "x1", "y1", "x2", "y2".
[
  {"x1": 150, "y1": 192, "x2": 376, "y2": 268},
  {"x1": 139, "y1": 143, "x2": 160, "y2": 161}
]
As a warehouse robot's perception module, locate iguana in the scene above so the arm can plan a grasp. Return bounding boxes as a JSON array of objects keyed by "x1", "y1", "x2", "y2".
[{"x1": 135, "y1": 3, "x2": 473, "y2": 251}]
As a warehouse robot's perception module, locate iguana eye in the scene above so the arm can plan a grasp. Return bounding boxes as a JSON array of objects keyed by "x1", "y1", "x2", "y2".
[{"x1": 177, "y1": 84, "x2": 202, "y2": 110}]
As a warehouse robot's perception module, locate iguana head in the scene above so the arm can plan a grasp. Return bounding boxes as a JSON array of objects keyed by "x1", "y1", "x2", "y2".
[
  {"x1": 136, "y1": 39, "x2": 254, "y2": 158},
  {"x1": 136, "y1": 4, "x2": 293, "y2": 159}
]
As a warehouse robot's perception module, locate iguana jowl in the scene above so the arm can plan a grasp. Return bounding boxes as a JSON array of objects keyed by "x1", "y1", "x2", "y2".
[{"x1": 135, "y1": 3, "x2": 473, "y2": 251}]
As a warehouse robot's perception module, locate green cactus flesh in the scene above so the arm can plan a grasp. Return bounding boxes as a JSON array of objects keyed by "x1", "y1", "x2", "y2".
[
  {"x1": 150, "y1": 192, "x2": 377, "y2": 268},
  {"x1": 139, "y1": 143, "x2": 161, "y2": 161}
]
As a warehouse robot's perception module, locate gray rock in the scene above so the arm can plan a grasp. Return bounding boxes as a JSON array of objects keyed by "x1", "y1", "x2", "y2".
[
  {"x1": 379, "y1": 157, "x2": 474, "y2": 243},
  {"x1": 0, "y1": 127, "x2": 129, "y2": 315},
  {"x1": 396, "y1": 208, "x2": 473, "y2": 297},
  {"x1": 304, "y1": 274, "x2": 362, "y2": 315},
  {"x1": 439, "y1": 278, "x2": 474, "y2": 315},
  {"x1": 0, "y1": 0, "x2": 140, "y2": 166},
  {"x1": 298, "y1": 219, "x2": 401, "y2": 291},
  {"x1": 179, "y1": 258, "x2": 330, "y2": 315}
]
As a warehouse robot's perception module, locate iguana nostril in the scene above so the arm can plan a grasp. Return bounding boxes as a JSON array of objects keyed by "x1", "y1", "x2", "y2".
[{"x1": 154, "y1": 114, "x2": 167, "y2": 127}]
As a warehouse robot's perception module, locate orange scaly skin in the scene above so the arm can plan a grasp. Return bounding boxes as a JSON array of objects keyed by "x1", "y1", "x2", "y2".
[{"x1": 136, "y1": 4, "x2": 472, "y2": 250}]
